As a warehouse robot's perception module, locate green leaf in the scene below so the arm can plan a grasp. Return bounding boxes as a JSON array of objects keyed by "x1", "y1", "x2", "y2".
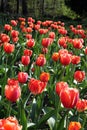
[
  {"x1": 43, "y1": 107, "x2": 56, "y2": 130},
  {"x1": 36, "y1": 108, "x2": 56, "y2": 129},
  {"x1": 30, "y1": 98, "x2": 37, "y2": 122}
]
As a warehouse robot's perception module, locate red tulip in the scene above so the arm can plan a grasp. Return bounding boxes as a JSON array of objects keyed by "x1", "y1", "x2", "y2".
[
  {"x1": 18, "y1": 72, "x2": 28, "y2": 84},
  {"x1": 60, "y1": 88, "x2": 79, "y2": 108},
  {"x1": 26, "y1": 39, "x2": 35, "y2": 48},
  {"x1": 7, "y1": 78, "x2": 19, "y2": 86},
  {"x1": 42, "y1": 47, "x2": 48, "y2": 54},
  {"x1": 39, "y1": 28, "x2": 48, "y2": 35},
  {"x1": 85, "y1": 47, "x2": 87, "y2": 54},
  {"x1": 1, "y1": 34, "x2": 10, "y2": 43},
  {"x1": 56, "y1": 81, "x2": 69, "y2": 96},
  {"x1": 76, "y1": 99, "x2": 87, "y2": 112},
  {"x1": 58, "y1": 28, "x2": 67, "y2": 35},
  {"x1": 58, "y1": 37, "x2": 67, "y2": 48},
  {"x1": 42, "y1": 38, "x2": 53, "y2": 48},
  {"x1": 5, "y1": 84, "x2": 21, "y2": 102},
  {"x1": 74, "y1": 70, "x2": 85, "y2": 82},
  {"x1": 72, "y1": 38, "x2": 83, "y2": 49},
  {"x1": 60, "y1": 53, "x2": 71, "y2": 66},
  {"x1": 4, "y1": 24, "x2": 12, "y2": 31},
  {"x1": 36, "y1": 54, "x2": 46, "y2": 66},
  {"x1": 28, "y1": 78, "x2": 47, "y2": 95},
  {"x1": 23, "y1": 49, "x2": 33, "y2": 57},
  {"x1": 11, "y1": 30, "x2": 19, "y2": 38},
  {"x1": 26, "y1": 34, "x2": 32, "y2": 39},
  {"x1": 26, "y1": 27, "x2": 32, "y2": 33},
  {"x1": 12, "y1": 37, "x2": 19, "y2": 43},
  {"x1": 21, "y1": 55, "x2": 30, "y2": 66},
  {"x1": 49, "y1": 32, "x2": 55, "y2": 39},
  {"x1": 71, "y1": 55, "x2": 81, "y2": 64},
  {"x1": 34, "y1": 24, "x2": 40, "y2": 30},
  {"x1": 77, "y1": 24, "x2": 82, "y2": 29},
  {"x1": 3, "y1": 42, "x2": 15, "y2": 54},
  {"x1": 11, "y1": 20, "x2": 17, "y2": 26}
]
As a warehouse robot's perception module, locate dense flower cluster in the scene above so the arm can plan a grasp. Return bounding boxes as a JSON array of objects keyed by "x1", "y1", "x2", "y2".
[{"x1": 0, "y1": 17, "x2": 87, "y2": 129}]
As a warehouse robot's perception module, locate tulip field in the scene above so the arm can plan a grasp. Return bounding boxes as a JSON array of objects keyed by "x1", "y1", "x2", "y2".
[{"x1": 0, "y1": 17, "x2": 87, "y2": 130}]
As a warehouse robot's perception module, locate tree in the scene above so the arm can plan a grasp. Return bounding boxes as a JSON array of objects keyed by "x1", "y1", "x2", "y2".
[
  {"x1": 0, "y1": 0, "x2": 4, "y2": 12},
  {"x1": 39, "y1": 0, "x2": 44, "y2": 18},
  {"x1": 65, "y1": 0, "x2": 87, "y2": 16},
  {"x1": 16, "y1": 0, "x2": 19, "y2": 14},
  {"x1": 22, "y1": 0, "x2": 28, "y2": 15}
]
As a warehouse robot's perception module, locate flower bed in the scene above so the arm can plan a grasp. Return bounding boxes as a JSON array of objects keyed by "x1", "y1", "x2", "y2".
[{"x1": 0, "y1": 17, "x2": 87, "y2": 130}]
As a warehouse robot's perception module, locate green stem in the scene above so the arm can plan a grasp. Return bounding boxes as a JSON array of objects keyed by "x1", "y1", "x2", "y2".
[
  {"x1": 18, "y1": 99, "x2": 27, "y2": 130},
  {"x1": 82, "y1": 112, "x2": 87, "y2": 129},
  {"x1": 54, "y1": 95, "x2": 60, "y2": 129},
  {"x1": 8, "y1": 101, "x2": 11, "y2": 116},
  {"x1": 66, "y1": 111, "x2": 69, "y2": 130}
]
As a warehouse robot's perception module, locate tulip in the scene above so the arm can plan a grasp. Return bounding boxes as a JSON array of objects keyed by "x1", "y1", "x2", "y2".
[
  {"x1": 11, "y1": 20, "x2": 17, "y2": 26},
  {"x1": 56, "y1": 81, "x2": 69, "y2": 96},
  {"x1": 21, "y1": 55, "x2": 30, "y2": 66},
  {"x1": 49, "y1": 32, "x2": 55, "y2": 39},
  {"x1": 42, "y1": 38, "x2": 53, "y2": 48},
  {"x1": 3, "y1": 42, "x2": 15, "y2": 54},
  {"x1": 71, "y1": 55, "x2": 81, "y2": 64},
  {"x1": 18, "y1": 72, "x2": 28, "y2": 84},
  {"x1": 5, "y1": 84, "x2": 21, "y2": 102},
  {"x1": 74, "y1": 70, "x2": 85, "y2": 82},
  {"x1": 23, "y1": 49, "x2": 33, "y2": 57},
  {"x1": 7, "y1": 78, "x2": 19, "y2": 86},
  {"x1": 4, "y1": 24, "x2": 12, "y2": 31},
  {"x1": 40, "y1": 72, "x2": 50, "y2": 82},
  {"x1": 60, "y1": 53, "x2": 71, "y2": 66},
  {"x1": 26, "y1": 39, "x2": 35, "y2": 48},
  {"x1": 0, "y1": 116, "x2": 22, "y2": 130},
  {"x1": 28, "y1": 78, "x2": 47, "y2": 95},
  {"x1": 72, "y1": 38, "x2": 83, "y2": 49},
  {"x1": 36, "y1": 54, "x2": 46, "y2": 66},
  {"x1": 52, "y1": 52, "x2": 59, "y2": 62},
  {"x1": 11, "y1": 30, "x2": 19, "y2": 38},
  {"x1": 68, "y1": 122, "x2": 81, "y2": 130},
  {"x1": 1, "y1": 34, "x2": 10, "y2": 43},
  {"x1": 76, "y1": 99, "x2": 87, "y2": 112},
  {"x1": 60, "y1": 88, "x2": 79, "y2": 108}
]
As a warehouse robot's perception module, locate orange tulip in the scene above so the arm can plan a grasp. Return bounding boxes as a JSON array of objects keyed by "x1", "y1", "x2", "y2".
[
  {"x1": 40, "y1": 72, "x2": 50, "y2": 82},
  {"x1": 52, "y1": 52, "x2": 59, "y2": 62},
  {"x1": 0, "y1": 116, "x2": 22, "y2": 130},
  {"x1": 68, "y1": 122, "x2": 81, "y2": 130}
]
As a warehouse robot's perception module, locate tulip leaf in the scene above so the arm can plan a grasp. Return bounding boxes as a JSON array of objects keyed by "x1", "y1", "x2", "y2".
[
  {"x1": 30, "y1": 98, "x2": 37, "y2": 122},
  {"x1": 20, "y1": 108, "x2": 27, "y2": 130},
  {"x1": 42, "y1": 107, "x2": 56, "y2": 130},
  {"x1": 36, "y1": 108, "x2": 56, "y2": 129}
]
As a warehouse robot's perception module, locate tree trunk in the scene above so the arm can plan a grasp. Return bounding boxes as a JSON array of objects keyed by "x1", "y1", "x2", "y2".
[
  {"x1": 17, "y1": 0, "x2": 19, "y2": 14},
  {"x1": 39, "y1": 0, "x2": 44, "y2": 18},
  {"x1": 22, "y1": 0, "x2": 28, "y2": 15},
  {"x1": 1, "y1": 0, "x2": 4, "y2": 12}
]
